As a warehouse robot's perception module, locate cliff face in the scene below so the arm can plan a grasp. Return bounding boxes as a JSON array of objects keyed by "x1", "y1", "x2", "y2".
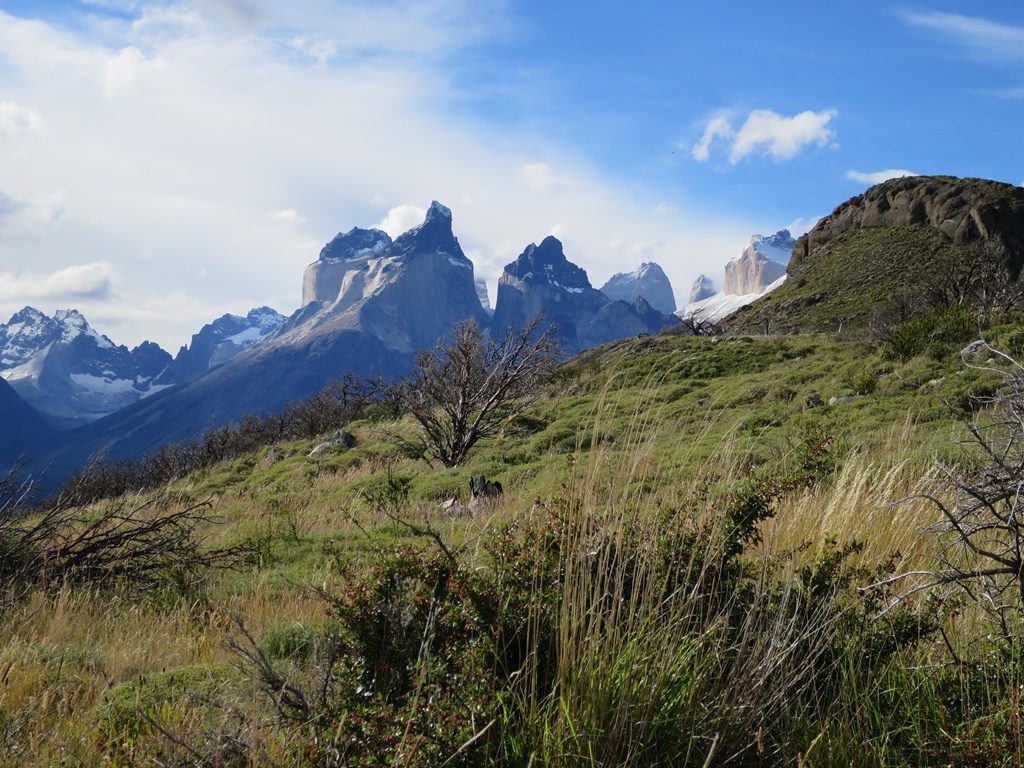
[
  {"x1": 302, "y1": 228, "x2": 393, "y2": 306},
  {"x1": 723, "y1": 246, "x2": 787, "y2": 294},
  {"x1": 722, "y1": 230, "x2": 794, "y2": 295},
  {"x1": 791, "y1": 176, "x2": 1024, "y2": 274},
  {"x1": 599, "y1": 262, "x2": 677, "y2": 314}
]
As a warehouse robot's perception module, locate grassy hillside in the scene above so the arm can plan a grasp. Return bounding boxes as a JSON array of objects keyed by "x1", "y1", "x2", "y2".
[
  {"x1": 3, "y1": 328, "x2": 1024, "y2": 766},
  {"x1": 724, "y1": 226, "x2": 970, "y2": 334}
]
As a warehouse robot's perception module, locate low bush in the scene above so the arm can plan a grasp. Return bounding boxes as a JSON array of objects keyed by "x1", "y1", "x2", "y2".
[
  {"x1": 883, "y1": 306, "x2": 977, "y2": 361},
  {"x1": 231, "y1": 435, "x2": 935, "y2": 766}
]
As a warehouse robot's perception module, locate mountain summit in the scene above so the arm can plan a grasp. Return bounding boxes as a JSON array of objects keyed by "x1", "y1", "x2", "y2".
[
  {"x1": 600, "y1": 262, "x2": 677, "y2": 314},
  {"x1": 0, "y1": 307, "x2": 173, "y2": 428},
  {"x1": 492, "y1": 236, "x2": 677, "y2": 351},
  {"x1": 722, "y1": 230, "x2": 794, "y2": 295}
]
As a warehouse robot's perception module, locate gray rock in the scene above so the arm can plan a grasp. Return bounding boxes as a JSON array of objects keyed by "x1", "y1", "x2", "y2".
[
  {"x1": 468, "y1": 475, "x2": 503, "y2": 513},
  {"x1": 804, "y1": 394, "x2": 824, "y2": 409},
  {"x1": 308, "y1": 442, "x2": 333, "y2": 459},
  {"x1": 960, "y1": 339, "x2": 988, "y2": 357},
  {"x1": 333, "y1": 429, "x2": 357, "y2": 449},
  {"x1": 827, "y1": 395, "x2": 862, "y2": 406},
  {"x1": 688, "y1": 274, "x2": 716, "y2": 303},
  {"x1": 600, "y1": 262, "x2": 677, "y2": 314},
  {"x1": 309, "y1": 429, "x2": 356, "y2": 458}
]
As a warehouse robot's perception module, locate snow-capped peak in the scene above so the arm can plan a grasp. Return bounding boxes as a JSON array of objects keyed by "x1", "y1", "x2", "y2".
[
  {"x1": 54, "y1": 309, "x2": 114, "y2": 349},
  {"x1": 748, "y1": 229, "x2": 796, "y2": 265}
]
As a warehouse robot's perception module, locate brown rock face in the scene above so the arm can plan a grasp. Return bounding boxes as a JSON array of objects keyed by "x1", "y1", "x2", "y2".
[
  {"x1": 723, "y1": 246, "x2": 787, "y2": 295},
  {"x1": 791, "y1": 176, "x2": 1024, "y2": 275}
]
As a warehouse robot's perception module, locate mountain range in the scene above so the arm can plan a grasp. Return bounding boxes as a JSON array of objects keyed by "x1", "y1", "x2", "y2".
[
  {"x1": 11, "y1": 176, "x2": 1015, "y2": 487},
  {"x1": 1, "y1": 202, "x2": 679, "y2": 485}
]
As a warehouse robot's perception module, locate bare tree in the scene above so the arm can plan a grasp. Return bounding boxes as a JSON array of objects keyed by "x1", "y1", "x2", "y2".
[
  {"x1": 676, "y1": 308, "x2": 717, "y2": 337},
  {"x1": 926, "y1": 240, "x2": 1024, "y2": 318},
  {"x1": 394, "y1": 317, "x2": 559, "y2": 467},
  {"x1": 870, "y1": 346, "x2": 1024, "y2": 641}
]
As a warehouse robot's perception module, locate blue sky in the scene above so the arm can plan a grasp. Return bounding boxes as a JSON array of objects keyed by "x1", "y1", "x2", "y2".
[{"x1": 0, "y1": 0, "x2": 1021, "y2": 347}]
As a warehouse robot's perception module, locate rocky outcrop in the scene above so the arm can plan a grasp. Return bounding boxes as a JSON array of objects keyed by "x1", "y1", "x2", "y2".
[
  {"x1": 0, "y1": 308, "x2": 174, "y2": 428},
  {"x1": 168, "y1": 306, "x2": 286, "y2": 382},
  {"x1": 492, "y1": 236, "x2": 677, "y2": 351},
  {"x1": 791, "y1": 176, "x2": 1024, "y2": 274},
  {"x1": 286, "y1": 201, "x2": 488, "y2": 354},
  {"x1": 723, "y1": 231, "x2": 793, "y2": 295},
  {"x1": 599, "y1": 262, "x2": 677, "y2": 314},
  {"x1": 302, "y1": 227, "x2": 393, "y2": 306},
  {"x1": 722, "y1": 176, "x2": 1024, "y2": 335},
  {"x1": 688, "y1": 274, "x2": 715, "y2": 303}
]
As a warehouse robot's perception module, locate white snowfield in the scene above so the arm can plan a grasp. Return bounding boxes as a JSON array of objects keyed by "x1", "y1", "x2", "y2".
[{"x1": 679, "y1": 275, "x2": 786, "y2": 324}]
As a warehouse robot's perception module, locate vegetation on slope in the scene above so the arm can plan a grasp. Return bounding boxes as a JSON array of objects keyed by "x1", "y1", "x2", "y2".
[{"x1": 3, "y1": 324, "x2": 1024, "y2": 765}]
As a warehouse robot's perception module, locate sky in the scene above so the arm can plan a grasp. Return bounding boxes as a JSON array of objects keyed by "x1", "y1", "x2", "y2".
[{"x1": 0, "y1": 0, "x2": 1022, "y2": 349}]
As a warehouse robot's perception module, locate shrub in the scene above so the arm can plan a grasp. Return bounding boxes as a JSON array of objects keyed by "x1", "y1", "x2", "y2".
[
  {"x1": 232, "y1": 434, "x2": 916, "y2": 766},
  {"x1": 883, "y1": 306, "x2": 977, "y2": 361}
]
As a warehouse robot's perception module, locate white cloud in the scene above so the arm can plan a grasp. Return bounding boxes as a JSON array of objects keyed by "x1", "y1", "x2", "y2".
[
  {"x1": 287, "y1": 35, "x2": 337, "y2": 67},
  {"x1": 654, "y1": 202, "x2": 678, "y2": 215},
  {"x1": 693, "y1": 109, "x2": 837, "y2": 165},
  {"x1": 784, "y1": 216, "x2": 820, "y2": 237},
  {"x1": 731, "y1": 110, "x2": 837, "y2": 163},
  {"x1": 0, "y1": 3, "x2": 750, "y2": 349},
  {"x1": 0, "y1": 191, "x2": 65, "y2": 238},
  {"x1": 902, "y1": 12, "x2": 1024, "y2": 62},
  {"x1": 374, "y1": 205, "x2": 427, "y2": 239},
  {"x1": 271, "y1": 209, "x2": 305, "y2": 225},
  {"x1": 519, "y1": 162, "x2": 574, "y2": 192},
  {"x1": 846, "y1": 169, "x2": 918, "y2": 185},
  {"x1": 0, "y1": 262, "x2": 115, "y2": 304},
  {"x1": 0, "y1": 102, "x2": 45, "y2": 141},
  {"x1": 691, "y1": 115, "x2": 733, "y2": 162},
  {"x1": 104, "y1": 46, "x2": 158, "y2": 98}
]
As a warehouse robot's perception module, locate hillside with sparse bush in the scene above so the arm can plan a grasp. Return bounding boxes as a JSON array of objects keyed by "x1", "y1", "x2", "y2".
[{"x1": 5, "y1": 316, "x2": 1024, "y2": 765}]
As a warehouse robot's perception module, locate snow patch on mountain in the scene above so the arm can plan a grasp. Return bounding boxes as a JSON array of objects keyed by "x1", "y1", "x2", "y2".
[
  {"x1": 681, "y1": 275, "x2": 787, "y2": 324},
  {"x1": 0, "y1": 307, "x2": 174, "y2": 427}
]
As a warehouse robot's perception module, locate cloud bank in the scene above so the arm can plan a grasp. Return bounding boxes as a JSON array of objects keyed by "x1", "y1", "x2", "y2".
[
  {"x1": 0, "y1": 2, "x2": 750, "y2": 348},
  {"x1": 692, "y1": 109, "x2": 838, "y2": 165},
  {"x1": 0, "y1": 262, "x2": 115, "y2": 306}
]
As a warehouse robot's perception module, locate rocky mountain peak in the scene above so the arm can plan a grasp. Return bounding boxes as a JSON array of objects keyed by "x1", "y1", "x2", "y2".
[
  {"x1": 505, "y1": 236, "x2": 591, "y2": 290},
  {"x1": 53, "y1": 308, "x2": 112, "y2": 348},
  {"x1": 0, "y1": 307, "x2": 174, "y2": 427},
  {"x1": 723, "y1": 231, "x2": 791, "y2": 295},
  {"x1": 751, "y1": 229, "x2": 795, "y2": 253},
  {"x1": 391, "y1": 200, "x2": 462, "y2": 259},
  {"x1": 599, "y1": 261, "x2": 676, "y2": 314},
  {"x1": 688, "y1": 274, "x2": 716, "y2": 303},
  {"x1": 319, "y1": 227, "x2": 392, "y2": 261}
]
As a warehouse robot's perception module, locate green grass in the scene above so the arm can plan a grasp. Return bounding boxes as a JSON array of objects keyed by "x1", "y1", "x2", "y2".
[
  {"x1": 4, "y1": 328, "x2": 1024, "y2": 765},
  {"x1": 725, "y1": 226, "x2": 971, "y2": 334}
]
